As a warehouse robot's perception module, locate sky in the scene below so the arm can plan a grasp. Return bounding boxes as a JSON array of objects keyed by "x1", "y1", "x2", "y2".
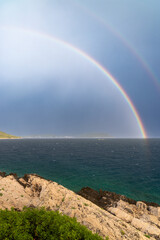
[{"x1": 0, "y1": 0, "x2": 160, "y2": 138}]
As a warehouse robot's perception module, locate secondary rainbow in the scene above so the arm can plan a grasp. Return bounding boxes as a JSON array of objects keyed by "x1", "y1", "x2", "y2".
[
  {"x1": 73, "y1": 0, "x2": 160, "y2": 92},
  {"x1": 0, "y1": 25, "x2": 147, "y2": 138}
]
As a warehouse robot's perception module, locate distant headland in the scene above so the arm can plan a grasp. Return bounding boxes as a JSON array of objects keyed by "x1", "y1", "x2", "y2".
[{"x1": 0, "y1": 131, "x2": 20, "y2": 139}]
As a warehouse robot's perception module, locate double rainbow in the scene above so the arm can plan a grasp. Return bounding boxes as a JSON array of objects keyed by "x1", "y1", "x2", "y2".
[{"x1": 0, "y1": 26, "x2": 147, "y2": 138}]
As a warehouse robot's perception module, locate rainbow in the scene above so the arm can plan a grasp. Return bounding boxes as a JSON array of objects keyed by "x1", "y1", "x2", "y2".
[
  {"x1": 99, "y1": 21, "x2": 160, "y2": 92},
  {"x1": 0, "y1": 25, "x2": 147, "y2": 138},
  {"x1": 72, "y1": 0, "x2": 160, "y2": 92}
]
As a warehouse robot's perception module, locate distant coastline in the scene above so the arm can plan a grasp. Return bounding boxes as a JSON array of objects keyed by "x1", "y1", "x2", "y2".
[
  {"x1": 0, "y1": 138, "x2": 21, "y2": 140},
  {"x1": 0, "y1": 131, "x2": 20, "y2": 139},
  {"x1": 23, "y1": 132, "x2": 112, "y2": 139},
  {"x1": 0, "y1": 131, "x2": 112, "y2": 139}
]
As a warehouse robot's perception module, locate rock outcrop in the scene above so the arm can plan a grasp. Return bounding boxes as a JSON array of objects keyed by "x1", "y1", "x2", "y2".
[{"x1": 0, "y1": 172, "x2": 160, "y2": 240}]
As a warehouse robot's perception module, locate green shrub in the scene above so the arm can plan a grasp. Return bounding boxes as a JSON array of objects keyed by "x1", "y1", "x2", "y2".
[
  {"x1": 0, "y1": 208, "x2": 103, "y2": 240},
  {"x1": 120, "y1": 229, "x2": 125, "y2": 235},
  {"x1": 84, "y1": 203, "x2": 89, "y2": 206},
  {"x1": 144, "y1": 234, "x2": 150, "y2": 238}
]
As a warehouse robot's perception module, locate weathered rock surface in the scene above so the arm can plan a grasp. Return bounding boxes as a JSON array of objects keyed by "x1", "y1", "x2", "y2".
[
  {"x1": 0, "y1": 172, "x2": 160, "y2": 240},
  {"x1": 78, "y1": 187, "x2": 159, "y2": 209}
]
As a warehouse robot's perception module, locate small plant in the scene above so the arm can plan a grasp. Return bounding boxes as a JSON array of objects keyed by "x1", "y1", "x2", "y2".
[
  {"x1": 71, "y1": 207, "x2": 76, "y2": 209},
  {"x1": 2, "y1": 188, "x2": 4, "y2": 191},
  {"x1": 106, "y1": 236, "x2": 109, "y2": 240},
  {"x1": 21, "y1": 195, "x2": 24, "y2": 197},
  {"x1": 0, "y1": 193, "x2": 3, "y2": 196},
  {"x1": 62, "y1": 197, "x2": 65, "y2": 202},
  {"x1": 120, "y1": 229, "x2": 125, "y2": 235},
  {"x1": 144, "y1": 234, "x2": 150, "y2": 238},
  {"x1": 84, "y1": 203, "x2": 89, "y2": 206}
]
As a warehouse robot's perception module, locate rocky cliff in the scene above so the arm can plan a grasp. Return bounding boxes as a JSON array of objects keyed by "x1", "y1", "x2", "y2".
[{"x1": 0, "y1": 172, "x2": 159, "y2": 240}]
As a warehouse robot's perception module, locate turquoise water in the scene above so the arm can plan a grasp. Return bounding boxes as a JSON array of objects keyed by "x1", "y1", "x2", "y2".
[{"x1": 0, "y1": 138, "x2": 160, "y2": 204}]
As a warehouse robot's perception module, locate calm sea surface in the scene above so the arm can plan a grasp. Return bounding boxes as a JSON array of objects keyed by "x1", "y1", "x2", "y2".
[{"x1": 0, "y1": 139, "x2": 160, "y2": 204}]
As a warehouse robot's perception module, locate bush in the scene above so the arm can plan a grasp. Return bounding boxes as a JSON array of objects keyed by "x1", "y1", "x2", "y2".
[{"x1": 0, "y1": 208, "x2": 103, "y2": 240}]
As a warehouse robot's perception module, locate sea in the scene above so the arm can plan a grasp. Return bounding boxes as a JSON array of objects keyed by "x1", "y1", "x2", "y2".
[{"x1": 0, "y1": 138, "x2": 160, "y2": 204}]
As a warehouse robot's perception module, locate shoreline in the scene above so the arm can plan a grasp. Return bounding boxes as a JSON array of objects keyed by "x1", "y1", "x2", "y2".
[
  {"x1": 78, "y1": 187, "x2": 160, "y2": 208},
  {"x1": 0, "y1": 138, "x2": 21, "y2": 140},
  {"x1": 0, "y1": 171, "x2": 159, "y2": 208},
  {"x1": 0, "y1": 137, "x2": 21, "y2": 139}
]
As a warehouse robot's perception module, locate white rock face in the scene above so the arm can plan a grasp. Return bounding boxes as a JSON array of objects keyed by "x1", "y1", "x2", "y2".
[
  {"x1": 136, "y1": 201, "x2": 147, "y2": 211},
  {"x1": 0, "y1": 174, "x2": 159, "y2": 240}
]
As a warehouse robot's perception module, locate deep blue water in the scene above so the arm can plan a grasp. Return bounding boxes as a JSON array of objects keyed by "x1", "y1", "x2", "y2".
[{"x1": 0, "y1": 138, "x2": 160, "y2": 204}]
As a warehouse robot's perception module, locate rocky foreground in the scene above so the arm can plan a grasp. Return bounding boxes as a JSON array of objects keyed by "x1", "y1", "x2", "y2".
[{"x1": 0, "y1": 173, "x2": 160, "y2": 240}]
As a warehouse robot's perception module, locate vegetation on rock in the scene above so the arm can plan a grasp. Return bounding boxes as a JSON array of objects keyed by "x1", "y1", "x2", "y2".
[
  {"x1": 0, "y1": 207, "x2": 103, "y2": 240},
  {"x1": 0, "y1": 131, "x2": 20, "y2": 139}
]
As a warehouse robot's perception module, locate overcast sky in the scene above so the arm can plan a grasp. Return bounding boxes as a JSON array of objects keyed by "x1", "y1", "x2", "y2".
[{"x1": 0, "y1": 0, "x2": 160, "y2": 137}]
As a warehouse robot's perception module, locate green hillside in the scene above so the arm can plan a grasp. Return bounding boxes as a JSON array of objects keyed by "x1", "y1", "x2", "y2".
[{"x1": 0, "y1": 131, "x2": 20, "y2": 139}]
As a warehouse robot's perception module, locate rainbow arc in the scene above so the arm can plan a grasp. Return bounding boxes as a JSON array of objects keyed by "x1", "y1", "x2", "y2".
[{"x1": 0, "y1": 25, "x2": 147, "y2": 138}]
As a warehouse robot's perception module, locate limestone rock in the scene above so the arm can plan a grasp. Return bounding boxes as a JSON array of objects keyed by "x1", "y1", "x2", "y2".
[
  {"x1": 136, "y1": 201, "x2": 147, "y2": 211},
  {"x1": 148, "y1": 206, "x2": 160, "y2": 217},
  {"x1": 108, "y1": 207, "x2": 133, "y2": 223}
]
